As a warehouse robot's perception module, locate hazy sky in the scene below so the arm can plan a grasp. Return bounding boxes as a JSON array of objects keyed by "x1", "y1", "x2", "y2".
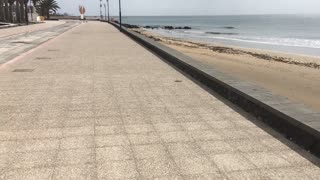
[{"x1": 56, "y1": 0, "x2": 320, "y2": 16}]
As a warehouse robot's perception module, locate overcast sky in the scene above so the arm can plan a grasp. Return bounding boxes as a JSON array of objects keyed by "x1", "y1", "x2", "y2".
[{"x1": 56, "y1": 0, "x2": 320, "y2": 16}]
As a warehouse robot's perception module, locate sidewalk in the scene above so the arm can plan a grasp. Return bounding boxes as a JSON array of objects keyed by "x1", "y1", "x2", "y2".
[
  {"x1": 0, "y1": 21, "x2": 65, "y2": 38},
  {"x1": 0, "y1": 21, "x2": 319, "y2": 179},
  {"x1": 0, "y1": 21, "x2": 79, "y2": 65}
]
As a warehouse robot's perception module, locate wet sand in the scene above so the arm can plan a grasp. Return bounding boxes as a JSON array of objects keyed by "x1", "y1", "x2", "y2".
[{"x1": 132, "y1": 29, "x2": 320, "y2": 112}]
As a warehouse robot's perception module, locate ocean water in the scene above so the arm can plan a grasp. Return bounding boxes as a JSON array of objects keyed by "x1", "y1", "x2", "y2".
[{"x1": 122, "y1": 15, "x2": 320, "y2": 57}]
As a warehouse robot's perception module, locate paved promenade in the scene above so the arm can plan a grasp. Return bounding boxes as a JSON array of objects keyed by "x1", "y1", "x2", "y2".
[
  {"x1": 0, "y1": 21, "x2": 319, "y2": 179},
  {"x1": 0, "y1": 21, "x2": 79, "y2": 65},
  {"x1": 0, "y1": 21, "x2": 65, "y2": 38}
]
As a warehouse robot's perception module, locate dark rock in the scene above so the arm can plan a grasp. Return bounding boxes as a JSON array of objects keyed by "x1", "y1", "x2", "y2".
[
  {"x1": 174, "y1": 26, "x2": 192, "y2": 30},
  {"x1": 123, "y1": 24, "x2": 140, "y2": 28},
  {"x1": 164, "y1": 26, "x2": 174, "y2": 30},
  {"x1": 206, "y1": 32, "x2": 238, "y2": 35},
  {"x1": 221, "y1": 26, "x2": 236, "y2": 29},
  {"x1": 144, "y1": 25, "x2": 160, "y2": 29}
]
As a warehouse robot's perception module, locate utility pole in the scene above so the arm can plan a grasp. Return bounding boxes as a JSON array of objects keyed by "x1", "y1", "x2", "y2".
[
  {"x1": 99, "y1": 0, "x2": 102, "y2": 20},
  {"x1": 119, "y1": 0, "x2": 122, "y2": 30},
  {"x1": 106, "y1": 0, "x2": 110, "y2": 22},
  {"x1": 103, "y1": 4, "x2": 106, "y2": 21}
]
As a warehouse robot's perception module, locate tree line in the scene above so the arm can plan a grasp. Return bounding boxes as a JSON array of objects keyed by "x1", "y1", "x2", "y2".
[{"x1": 0, "y1": 0, "x2": 60, "y2": 23}]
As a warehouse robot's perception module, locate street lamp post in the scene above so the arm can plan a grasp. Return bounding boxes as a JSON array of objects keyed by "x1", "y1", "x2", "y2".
[
  {"x1": 106, "y1": 0, "x2": 110, "y2": 22},
  {"x1": 103, "y1": 4, "x2": 106, "y2": 21},
  {"x1": 119, "y1": 0, "x2": 122, "y2": 30},
  {"x1": 99, "y1": 0, "x2": 102, "y2": 20}
]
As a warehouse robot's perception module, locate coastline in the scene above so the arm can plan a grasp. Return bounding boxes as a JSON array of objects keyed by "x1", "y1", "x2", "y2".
[{"x1": 131, "y1": 28, "x2": 320, "y2": 112}]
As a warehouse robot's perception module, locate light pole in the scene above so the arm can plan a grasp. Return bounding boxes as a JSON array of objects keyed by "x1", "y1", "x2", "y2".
[
  {"x1": 106, "y1": 0, "x2": 110, "y2": 22},
  {"x1": 99, "y1": 0, "x2": 102, "y2": 20},
  {"x1": 119, "y1": 0, "x2": 122, "y2": 30},
  {"x1": 103, "y1": 4, "x2": 106, "y2": 21}
]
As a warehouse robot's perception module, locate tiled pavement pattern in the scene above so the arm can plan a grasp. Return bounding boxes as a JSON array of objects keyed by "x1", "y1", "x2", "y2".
[
  {"x1": 0, "y1": 21, "x2": 319, "y2": 179},
  {"x1": 0, "y1": 21, "x2": 65, "y2": 38},
  {"x1": 0, "y1": 21, "x2": 79, "y2": 64}
]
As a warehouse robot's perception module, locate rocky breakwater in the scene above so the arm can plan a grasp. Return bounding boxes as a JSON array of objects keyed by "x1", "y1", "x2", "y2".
[{"x1": 111, "y1": 21, "x2": 192, "y2": 30}]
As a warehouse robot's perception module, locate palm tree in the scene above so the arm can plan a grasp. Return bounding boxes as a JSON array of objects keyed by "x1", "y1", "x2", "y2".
[
  {"x1": 19, "y1": 0, "x2": 25, "y2": 22},
  {"x1": 23, "y1": 0, "x2": 28, "y2": 24},
  {"x1": 38, "y1": 0, "x2": 59, "y2": 19},
  {"x1": 4, "y1": 0, "x2": 9, "y2": 22},
  {"x1": 15, "y1": 0, "x2": 21, "y2": 23},
  {"x1": 31, "y1": 0, "x2": 38, "y2": 8},
  {"x1": 8, "y1": 0, "x2": 15, "y2": 23},
  {"x1": 0, "y1": 0, "x2": 4, "y2": 22}
]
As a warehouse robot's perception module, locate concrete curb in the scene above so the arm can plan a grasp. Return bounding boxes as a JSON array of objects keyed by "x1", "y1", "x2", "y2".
[
  {"x1": 0, "y1": 22, "x2": 45, "y2": 29},
  {"x1": 0, "y1": 23, "x2": 18, "y2": 29},
  {"x1": 104, "y1": 21, "x2": 320, "y2": 157}
]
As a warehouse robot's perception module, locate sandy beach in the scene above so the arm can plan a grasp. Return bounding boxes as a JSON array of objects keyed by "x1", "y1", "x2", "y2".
[{"x1": 132, "y1": 28, "x2": 320, "y2": 112}]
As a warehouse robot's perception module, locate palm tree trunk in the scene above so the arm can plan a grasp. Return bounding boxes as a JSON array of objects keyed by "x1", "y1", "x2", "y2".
[
  {"x1": 9, "y1": 3, "x2": 13, "y2": 23},
  {"x1": 29, "y1": 0, "x2": 32, "y2": 21},
  {"x1": 4, "y1": 0, "x2": 9, "y2": 22},
  {"x1": 46, "y1": 9, "x2": 49, "y2": 19},
  {"x1": 19, "y1": 0, "x2": 23, "y2": 22},
  {"x1": 24, "y1": 2, "x2": 27, "y2": 24},
  {"x1": 0, "y1": 0, "x2": 4, "y2": 22},
  {"x1": 15, "y1": 1, "x2": 20, "y2": 23}
]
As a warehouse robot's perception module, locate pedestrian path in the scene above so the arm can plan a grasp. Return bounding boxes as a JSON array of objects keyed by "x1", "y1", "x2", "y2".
[
  {"x1": 0, "y1": 21, "x2": 79, "y2": 64},
  {"x1": 0, "y1": 21, "x2": 319, "y2": 179},
  {"x1": 0, "y1": 21, "x2": 65, "y2": 38}
]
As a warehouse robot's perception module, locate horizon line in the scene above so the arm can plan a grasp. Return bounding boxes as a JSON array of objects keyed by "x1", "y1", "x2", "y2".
[{"x1": 61, "y1": 13, "x2": 320, "y2": 17}]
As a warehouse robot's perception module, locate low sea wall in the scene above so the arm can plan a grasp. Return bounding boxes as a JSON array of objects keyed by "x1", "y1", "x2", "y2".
[{"x1": 105, "y1": 21, "x2": 320, "y2": 158}]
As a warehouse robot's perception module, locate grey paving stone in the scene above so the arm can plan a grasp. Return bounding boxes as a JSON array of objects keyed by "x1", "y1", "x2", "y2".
[
  {"x1": 226, "y1": 170, "x2": 267, "y2": 180},
  {"x1": 125, "y1": 124, "x2": 155, "y2": 134},
  {"x1": 181, "y1": 122, "x2": 211, "y2": 131},
  {"x1": 173, "y1": 155, "x2": 218, "y2": 175},
  {"x1": 160, "y1": 131, "x2": 192, "y2": 143},
  {"x1": 154, "y1": 123, "x2": 184, "y2": 132},
  {"x1": 52, "y1": 164, "x2": 96, "y2": 180},
  {"x1": 60, "y1": 136, "x2": 95, "y2": 150},
  {"x1": 128, "y1": 133, "x2": 161, "y2": 145},
  {"x1": 95, "y1": 125, "x2": 123, "y2": 135},
  {"x1": 132, "y1": 144, "x2": 167, "y2": 159},
  {"x1": 211, "y1": 153, "x2": 256, "y2": 172},
  {"x1": 95, "y1": 135, "x2": 130, "y2": 147},
  {"x1": 15, "y1": 138, "x2": 60, "y2": 153},
  {"x1": 262, "y1": 167, "x2": 312, "y2": 180},
  {"x1": 183, "y1": 173, "x2": 227, "y2": 180},
  {"x1": 62, "y1": 126, "x2": 95, "y2": 137},
  {"x1": 197, "y1": 140, "x2": 236, "y2": 154},
  {"x1": 98, "y1": 160, "x2": 139, "y2": 179},
  {"x1": 1, "y1": 167, "x2": 54, "y2": 180},
  {"x1": 96, "y1": 146, "x2": 133, "y2": 162},
  {"x1": 12, "y1": 151, "x2": 56, "y2": 169},
  {"x1": 189, "y1": 130, "x2": 223, "y2": 141},
  {"x1": 244, "y1": 152, "x2": 291, "y2": 168},
  {"x1": 137, "y1": 157, "x2": 179, "y2": 178},
  {"x1": 278, "y1": 150, "x2": 315, "y2": 166},
  {"x1": 229, "y1": 139, "x2": 270, "y2": 153},
  {"x1": 0, "y1": 21, "x2": 319, "y2": 179},
  {"x1": 167, "y1": 143, "x2": 201, "y2": 157},
  {"x1": 56, "y1": 149, "x2": 95, "y2": 166}
]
